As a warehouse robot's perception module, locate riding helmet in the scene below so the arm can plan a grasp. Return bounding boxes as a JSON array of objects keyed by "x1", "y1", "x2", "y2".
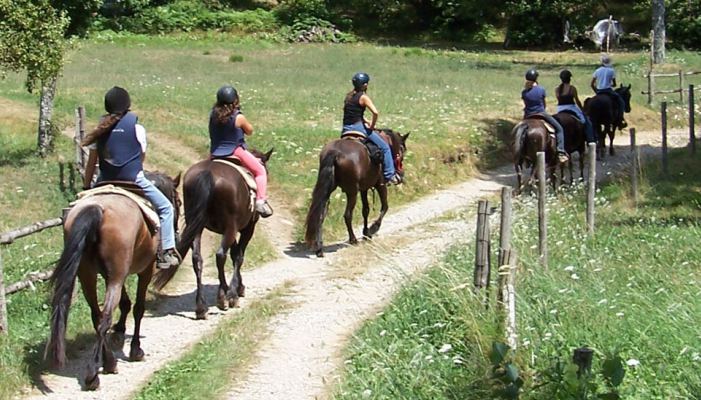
[
  {"x1": 352, "y1": 72, "x2": 370, "y2": 89},
  {"x1": 216, "y1": 85, "x2": 239, "y2": 105},
  {"x1": 525, "y1": 68, "x2": 539, "y2": 82},
  {"x1": 104, "y1": 86, "x2": 131, "y2": 114},
  {"x1": 559, "y1": 69, "x2": 572, "y2": 82}
]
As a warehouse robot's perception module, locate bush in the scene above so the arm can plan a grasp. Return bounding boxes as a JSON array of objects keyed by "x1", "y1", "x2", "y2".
[
  {"x1": 282, "y1": 16, "x2": 355, "y2": 43},
  {"x1": 667, "y1": 0, "x2": 701, "y2": 49},
  {"x1": 273, "y1": 0, "x2": 329, "y2": 25}
]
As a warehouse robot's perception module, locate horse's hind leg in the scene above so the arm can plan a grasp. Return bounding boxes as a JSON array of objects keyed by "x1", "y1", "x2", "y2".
[
  {"x1": 216, "y1": 230, "x2": 236, "y2": 312},
  {"x1": 84, "y1": 278, "x2": 123, "y2": 390},
  {"x1": 361, "y1": 191, "x2": 371, "y2": 237},
  {"x1": 343, "y1": 189, "x2": 359, "y2": 244},
  {"x1": 191, "y1": 233, "x2": 208, "y2": 319},
  {"x1": 366, "y1": 185, "x2": 388, "y2": 236},
  {"x1": 228, "y1": 222, "x2": 255, "y2": 308},
  {"x1": 129, "y1": 267, "x2": 153, "y2": 362},
  {"x1": 609, "y1": 130, "x2": 616, "y2": 156},
  {"x1": 112, "y1": 286, "x2": 131, "y2": 334}
]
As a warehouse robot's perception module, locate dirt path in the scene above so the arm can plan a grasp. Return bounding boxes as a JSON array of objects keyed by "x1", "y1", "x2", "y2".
[{"x1": 25, "y1": 128, "x2": 690, "y2": 399}]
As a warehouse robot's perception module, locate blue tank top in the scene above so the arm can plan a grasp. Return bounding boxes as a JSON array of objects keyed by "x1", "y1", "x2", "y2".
[
  {"x1": 522, "y1": 85, "x2": 546, "y2": 117},
  {"x1": 97, "y1": 112, "x2": 143, "y2": 181},
  {"x1": 209, "y1": 110, "x2": 245, "y2": 157}
]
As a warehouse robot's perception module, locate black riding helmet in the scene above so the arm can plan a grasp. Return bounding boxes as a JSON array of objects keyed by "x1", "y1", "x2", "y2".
[
  {"x1": 525, "y1": 68, "x2": 539, "y2": 82},
  {"x1": 104, "y1": 86, "x2": 131, "y2": 114},
  {"x1": 216, "y1": 85, "x2": 239, "y2": 105},
  {"x1": 352, "y1": 72, "x2": 370, "y2": 89},
  {"x1": 559, "y1": 69, "x2": 572, "y2": 83}
]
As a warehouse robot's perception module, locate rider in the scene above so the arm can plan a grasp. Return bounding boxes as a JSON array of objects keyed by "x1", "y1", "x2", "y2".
[
  {"x1": 209, "y1": 85, "x2": 273, "y2": 218},
  {"x1": 522, "y1": 68, "x2": 569, "y2": 164},
  {"x1": 591, "y1": 54, "x2": 627, "y2": 130},
  {"x1": 82, "y1": 86, "x2": 181, "y2": 270},
  {"x1": 555, "y1": 69, "x2": 596, "y2": 144},
  {"x1": 341, "y1": 72, "x2": 402, "y2": 185}
]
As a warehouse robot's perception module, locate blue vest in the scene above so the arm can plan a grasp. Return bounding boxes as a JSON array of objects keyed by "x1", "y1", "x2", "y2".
[
  {"x1": 522, "y1": 85, "x2": 546, "y2": 117},
  {"x1": 97, "y1": 112, "x2": 143, "y2": 181},
  {"x1": 209, "y1": 110, "x2": 245, "y2": 157}
]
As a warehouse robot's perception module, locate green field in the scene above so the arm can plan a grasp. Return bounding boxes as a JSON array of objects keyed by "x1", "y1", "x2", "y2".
[
  {"x1": 334, "y1": 149, "x2": 701, "y2": 399},
  {"x1": 1, "y1": 33, "x2": 700, "y2": 398}
]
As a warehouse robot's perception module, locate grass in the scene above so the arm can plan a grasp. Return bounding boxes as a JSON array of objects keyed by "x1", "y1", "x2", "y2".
[
  {"x1": 333, "y1": 149, "x2": 701, "y2": 399},
  {"x1": 133, "y1": 281, "x2": 295, "y2": 400}
]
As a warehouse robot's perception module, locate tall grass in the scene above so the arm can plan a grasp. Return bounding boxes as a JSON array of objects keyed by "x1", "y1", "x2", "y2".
[{"x1": 334, "y1": 149, "x2": 701, "y2": 399}]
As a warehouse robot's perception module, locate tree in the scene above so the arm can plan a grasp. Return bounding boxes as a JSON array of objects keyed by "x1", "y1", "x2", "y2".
[
  {"x1": 652, "y1": 0, "x2": 665, "y2": 64},
  {"x1": 0, "y1": 0, "x2": 100, "y2": 157}
]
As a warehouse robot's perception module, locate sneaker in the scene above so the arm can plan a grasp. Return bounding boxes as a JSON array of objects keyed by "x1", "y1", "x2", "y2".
[
  {"x1": 157, "y1": 248, "x2": 181, "y2": 270},
  {"x1": 557, "y1": 152, "x2": 569, "y2": 164},
  {"x1": 386, "y1": 174, "x2": 402, "y2": 186},
  {"x1": 255, "y1": 200, "x2": 273, "y2": 218}
]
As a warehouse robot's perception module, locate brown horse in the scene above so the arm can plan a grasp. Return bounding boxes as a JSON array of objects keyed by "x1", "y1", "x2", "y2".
[
  {"x1": 554, "y1": 111, "x2": 586, "y2": 184},
  {"x1": 152, "y1": 149, "x2": 273, "y2": 320},
  {"x1": 512, "y1": 118, "x2": 558, "y2": 193},
  {"x1": 45, "y1": 172, "x2": 180, "y2": 391},
  {"x1": 304, "y1": 129, "x2": 408, "y2": 257}
]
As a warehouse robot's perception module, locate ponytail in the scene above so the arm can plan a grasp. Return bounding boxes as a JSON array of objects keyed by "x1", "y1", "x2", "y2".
[{"x1": 81, "y1": 113, "x2": 124, "y2": 146}]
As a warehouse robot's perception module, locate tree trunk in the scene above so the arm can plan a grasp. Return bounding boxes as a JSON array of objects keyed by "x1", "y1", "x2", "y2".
[
  {"x1": 652, "y1": 0, "x2": 666, "y2": 64},
  {"x1": 37, "y1": 76, "x2": 57, "y2": 157}
]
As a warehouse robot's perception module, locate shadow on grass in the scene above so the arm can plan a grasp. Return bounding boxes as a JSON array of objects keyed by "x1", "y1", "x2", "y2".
[
  {"x1": 476, "y1": 118, "x2": 516, "y2": 171},
  {"x1": 26, "y1": 331, "x2": 96, "y2": 394}
]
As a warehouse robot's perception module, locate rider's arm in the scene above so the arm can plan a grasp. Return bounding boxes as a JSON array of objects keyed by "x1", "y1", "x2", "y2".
[
  {"x1": 136, "y1": 124, "x2": 147, "y2": 162},
  {"x1": 360, "y1": 94, "x2": 379, "y2": 130},
  {"x1": 572, "y1": 86, "x2": 584, "y2": 109},
  {"x1": 590, "y1": 77, "x2": 597, "y2": 92},
  {"x1": 236, "y1": 114, "x2": 254, "y2": 136},
  {"x1": 83, "y1": 149, "x2": 98, "y2": 190}
]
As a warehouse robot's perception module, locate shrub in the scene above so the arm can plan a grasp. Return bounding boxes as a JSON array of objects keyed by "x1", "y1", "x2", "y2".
[
  {"x1": 667, "y1": 0, "x2": 701, "y2": 49},
  {"x1": 273, "y1": 0, "x2": 329, "y2": 25}
]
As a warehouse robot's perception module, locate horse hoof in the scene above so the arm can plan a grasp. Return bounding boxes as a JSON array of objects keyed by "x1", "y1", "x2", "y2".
[
  {"x1": 315, "y1": 249, "x2": 324, "y2": 258},
  {"x1": 228, "y1": 297, "x2": 240, "y2": 308},
  {"x1": 84, "y1": 374, "x2": 100, "y2": 391},
  {"x1": 109, "y1": 332, "x2": 125, "y2": 350},
  {"x1": 196, "y1": 308, "x2": 208, "y2": 320},
  {"x1": 129, "y1": 347, "x2": 145, "y2": 362},
  {"x1": 103, "y1": 358, "x2": 118, "y2": 374},
  {"x1": 237, "y1": 285, "x2": 246, "y2": 298},
  {"x1": 217, "y1": 297, "x2": 228, "y2": 311},
  {"x1": 349, "y1": 238, "x2": 358, "y2": 245},
  {"x1": 112, "y1": 323, "x2": 126, "y2": 335}
]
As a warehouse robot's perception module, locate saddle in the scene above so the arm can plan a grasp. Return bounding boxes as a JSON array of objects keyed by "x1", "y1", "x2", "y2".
[
  {"x1": 211, "y1": 158, "x2": 257, "y2": 212},
  {"x1": 525, "y1": 115, "x2": 556, "y2": 134},
  {"x1": 340, "y1": 130, "x2": 386, "y2": 166},
  {"x1": 72, "y1": 184, "x2": 160, "y2": 234}
]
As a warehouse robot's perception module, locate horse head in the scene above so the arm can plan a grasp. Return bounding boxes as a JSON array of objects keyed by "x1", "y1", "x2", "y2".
[
  {"x1": 249, "y1": 148, "x2": 274, "y2": 172},
  {"x1": 144, "y1": 170, "x2": 182, "y2": 239},
  {"x1": 616, "y1": 84, "x2": 632, "y2": 113},
  {"x1": 377, "y1": 129, "x2": 409, "y2": 179}
]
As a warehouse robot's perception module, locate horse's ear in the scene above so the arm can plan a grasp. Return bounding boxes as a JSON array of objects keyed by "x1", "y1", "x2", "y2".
[
  {"x1": 264, "y1": 147, "x2": 274, "y2": 161},
  {"x1": 627, "y1": 84, "x2": 631, "y2": 90},
  {"x1": 173, "y1": 172, "x2": 181, "y2": 188},
  {"x1": 401, "y1": 132, "x2": 410, "y2": 142}
]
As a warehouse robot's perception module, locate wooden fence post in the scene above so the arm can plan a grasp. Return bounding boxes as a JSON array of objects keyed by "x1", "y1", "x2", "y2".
[
  {"x1": 587, "y1": 143, "x2": 596, "y2": 235},
  {"x1": 662, "y1": 101, "x2": 668, "y2": 175},
  {"x1": 497, "y1": 187, "x2": 512, "y2": 304},
  {"x1": 678, "y1": 70, "x2": 684, "y2": 103},
  {"x1": 474, "y1": 200, "x2": 491, "y2": 296},
  {"x1": 0, "y1": 246, "x2": 7, "y2": 334},
  {"x1": 573, "y1": 347, "x2": 594, "y2": 377},
  {"x1": 498, "y1": 249, "x2": 518, "y2": 350},
  {"x1": 536, "y1": 152, "x2": 547, "y2": 269},
  {"x1": 647, "y1": 71, "x2": 654, "y2": 105},
  {"x1": 690, "y1": 84, "x2": 696, "y2": 155},
  {"x1": 75, "y1": 106, "x2": 86, "y2": 177},
  {"x1": 631, "y1": 128, "x2": 639, "y2": 207}
]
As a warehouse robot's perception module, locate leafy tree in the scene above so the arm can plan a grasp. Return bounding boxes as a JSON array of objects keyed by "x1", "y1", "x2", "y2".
[{"x1": 0, "y1": 0, "x2": 100, "y2": 156}]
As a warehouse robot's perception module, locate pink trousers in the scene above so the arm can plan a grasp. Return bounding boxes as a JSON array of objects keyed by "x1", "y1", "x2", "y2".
[{"x1": 233, "y1": 146, "x2": 267, "y2": 200}]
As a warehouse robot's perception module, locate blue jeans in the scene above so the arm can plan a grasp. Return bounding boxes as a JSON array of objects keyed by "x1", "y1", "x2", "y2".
[
  {"x1": 557, "y1": 105, "x2": 596, "y2": 143},
  {"x1": 134, "y1": 171, "x2": 176, "y2": 250},
  {"x1": 342, "y1": 123, "x2": 396, "y2": 179}
]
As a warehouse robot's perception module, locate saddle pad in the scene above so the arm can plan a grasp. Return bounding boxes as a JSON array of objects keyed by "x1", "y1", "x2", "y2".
[
  {"x1": 212, "y1": 159, "x2": 258, "y2": 191},
  {"x1": 73, "y1": 185, "x2": 160, "y2": 230},
  {"x1": 542, "y1": 121, "x2": 556, "y2": 134},
  {"x1": 341, "y1": 131, "x2": 366, "y2": 140}
]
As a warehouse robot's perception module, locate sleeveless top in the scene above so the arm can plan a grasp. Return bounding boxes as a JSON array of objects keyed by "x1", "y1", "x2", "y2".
[
  {"x1": 97, "y1": 112, "x2": 143, "y2": 181},
  {"x1": 343, "y1": 91, "x2": 365, "y2": 125},
  {"x1": 209, "y1": 109, "x2": 246, "y2": 157},
  {"x1": 556, "y1": 84, "x2": 575, "y2": 105},
  {"x1": 522, "y1": 85, "x2": 546, "y2": 116}
]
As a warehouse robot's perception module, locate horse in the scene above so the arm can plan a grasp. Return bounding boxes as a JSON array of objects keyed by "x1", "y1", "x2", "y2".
[
  {"x1": 584, "y1": 84, "x2": 632, "y2": 159},
  {"x1": 152, "y1": 149, "x2": 273, "y2": 320},
  {"x1": 554, "y1": 111, "x2": 586, "y2": 184},
  {"x1": 45, "y1": 171, "x2": 180, "y2": 391},
  {"x1": 511, "y1": 118, "x2": 558, "y2": 193},
  {"x1": 304, "y1": 129, "x2": 409, "y2": 257}
]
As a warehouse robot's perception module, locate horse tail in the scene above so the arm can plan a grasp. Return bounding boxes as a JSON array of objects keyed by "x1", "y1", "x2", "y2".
[
  {"x1": 512, "y1": 122, "x2": 529, "y2": 159},
  {"x1": 152, "y1": 169, "x2": 214, "y2": 291},
  {"x1": 45, "y1": 205, "x2": 102, "y2": 368},
  {"x1": 304, "y1": 150, "x2": 337, "y2": 246}
]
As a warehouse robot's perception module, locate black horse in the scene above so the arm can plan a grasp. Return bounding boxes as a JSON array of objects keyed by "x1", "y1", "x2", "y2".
[
  {"x1": 554, "y1": 112, "x2": 586, "y2": 184},
  {"x1": 583, "y1": 84, "x2": 631, "y2": 159}
]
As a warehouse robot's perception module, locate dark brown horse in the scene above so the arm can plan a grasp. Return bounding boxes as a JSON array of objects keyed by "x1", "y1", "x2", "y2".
[
  {"x1": 304, "y1": 129, "x2": 408, "y2": 257},
  {"x1": 152, "y1": 149, "x2": 273, "y2": 320},
  {"x1": 512, "y1": 118, "x2": 558, "y2": 193},
  {"x1": 554, "y1": 111, "x2": 586, "y2": 184},
  {"x1": 583, "y1": 84, "x2": 632, "y2": 158},
  {"x1": 45, "y1": 172, "x2": 180, "y2": 390}
]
